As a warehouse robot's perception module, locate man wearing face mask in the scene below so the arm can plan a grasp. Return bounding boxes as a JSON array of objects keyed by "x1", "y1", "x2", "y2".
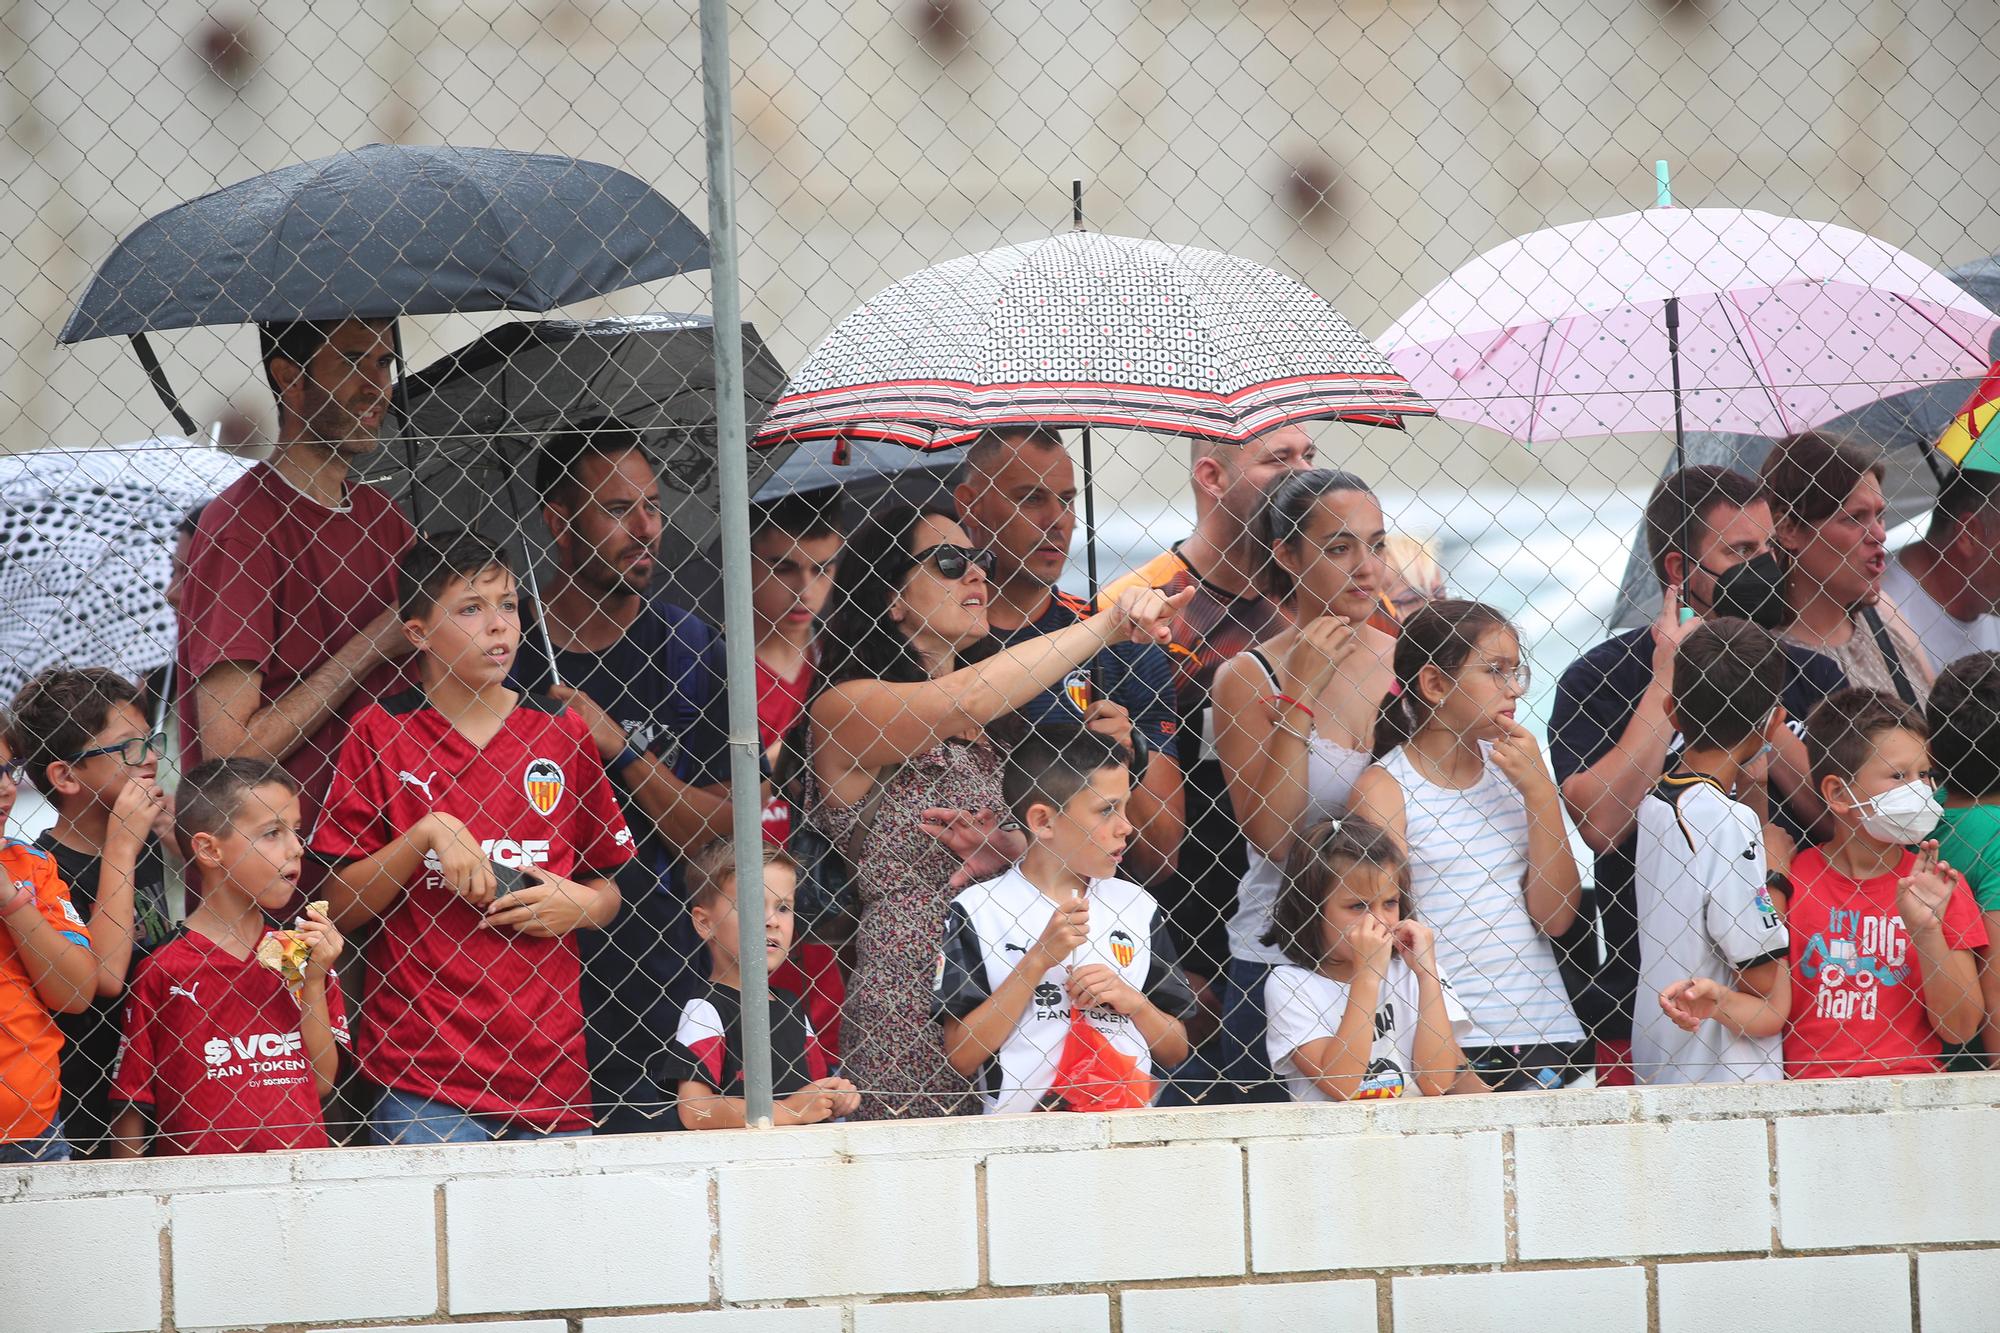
[{"x1": 1550, "y1": 467, "x2": 1847, "y2": 1078}]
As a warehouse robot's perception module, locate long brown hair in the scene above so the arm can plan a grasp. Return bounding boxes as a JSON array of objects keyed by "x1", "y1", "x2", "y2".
[
  {"x1": 1373, "y1": 598, "x2": 1515, "y2": 756},
  {"x1": 1260, "y1": 818, "x2": 1415, "y2": 971}
]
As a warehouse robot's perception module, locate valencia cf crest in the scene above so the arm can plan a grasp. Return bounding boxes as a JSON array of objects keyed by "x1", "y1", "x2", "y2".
[
  {"x1": 1063, "y1": 667, "x2": 1094, "y2": 715},
  {"x1": 1109, "y1": 927, "x2": 1136, "y2": 968},
  {"x1": 524, "y1": 758, "x2": 566, "y2": 815}
]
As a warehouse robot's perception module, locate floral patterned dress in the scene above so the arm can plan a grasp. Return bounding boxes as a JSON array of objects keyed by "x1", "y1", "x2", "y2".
[{"x1": 811, "y1": 738, "x2": 1001, "y2": 1120}]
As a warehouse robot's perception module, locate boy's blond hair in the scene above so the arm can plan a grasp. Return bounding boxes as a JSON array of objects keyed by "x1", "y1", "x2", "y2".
[{"x1": 687, "y1": 838, "x2": 801, "y2": 912}]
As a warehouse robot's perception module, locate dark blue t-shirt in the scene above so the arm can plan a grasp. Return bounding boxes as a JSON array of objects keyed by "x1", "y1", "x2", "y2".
[
  {"x1": 993, "y1": 589, "x2": 1178, "y2": 750},
  {"x1": 1546, "y1": 624, "x2": 1847, "y2": 1043}
]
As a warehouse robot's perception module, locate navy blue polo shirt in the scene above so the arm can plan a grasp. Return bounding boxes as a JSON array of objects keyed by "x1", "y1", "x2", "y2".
[{"x1": 993, "y1": 589, "x2": 1178, "y2": 750}]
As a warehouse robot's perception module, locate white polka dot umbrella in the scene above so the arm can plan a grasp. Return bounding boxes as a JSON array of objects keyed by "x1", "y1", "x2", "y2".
[
  {"x1": 1377, "y1": 207, "x2": 2000, "y2": 458},
  {"x1": 755, "y1": 232, "x2": 1432, "y2": 452}
]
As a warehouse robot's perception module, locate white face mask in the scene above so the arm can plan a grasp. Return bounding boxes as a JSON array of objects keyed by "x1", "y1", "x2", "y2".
[{"x1": 1846, "y1": 779, "x2": 1943, "y2": 845}]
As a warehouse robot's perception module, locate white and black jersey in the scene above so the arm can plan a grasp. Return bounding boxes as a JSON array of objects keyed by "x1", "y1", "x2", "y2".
[
  {"x1": 931, "y1": 869, "x2": 1197, "y2": 1114},
  {"x1": 1264, "y1": 957, "x2": 1474, "y2": 1102},
  {"x1": 1631, "y1": 773, "x2": 1789, "y2": 1085}
]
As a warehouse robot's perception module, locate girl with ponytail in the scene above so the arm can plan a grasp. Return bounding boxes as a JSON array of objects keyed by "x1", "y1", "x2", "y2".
[{"x1": 1349, "y1": 600, "x2": 1589, "y2": 1091}]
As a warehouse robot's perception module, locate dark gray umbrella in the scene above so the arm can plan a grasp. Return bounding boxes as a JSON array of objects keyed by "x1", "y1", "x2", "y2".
[
  {"x1": 1608, "y1": 252, "x2": 2000, "y2": 627},
  {"x1": 58, "y1": 144, "x2": 708, "y2": 433},
  {"x1": 363, "y1": 315, "x2": 791, "y2": 661}
]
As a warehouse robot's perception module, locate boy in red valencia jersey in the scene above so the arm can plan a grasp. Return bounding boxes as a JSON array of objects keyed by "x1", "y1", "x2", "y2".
[{"x1": 314, "y1": 535, "x2": 633, "y2": 1143}]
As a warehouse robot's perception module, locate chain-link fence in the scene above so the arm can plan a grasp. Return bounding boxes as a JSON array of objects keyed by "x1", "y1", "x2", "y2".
[{"x1": 2, "y1": 0, "x2": 1997, "y2": 1159}]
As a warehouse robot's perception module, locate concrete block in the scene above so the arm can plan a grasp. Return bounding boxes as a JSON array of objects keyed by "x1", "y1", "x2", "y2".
[
  {"x1": 1248, "y1": 1133, "x2": 1505, "y2": 1272},
  {"x1": 0, "y1": 1195, "x2": 162, "y2": 1332},
  {"x1": 986, "y1": 1144, "x2": 1244, "y2": 1285},
  {"x1": 854, "y1": 1294, "x2": 1110, "y2": 1332},
  {"x1": 1122, "y1": 1279, "x2": 1378, "y2": 1332},
  {"x1": 321, "y1": 1324, "x2": 567, "y2": 1333},
  {"x1": 171, "y1": 1181, "x2": 436, "y2": 1327},
  {"x1": 718, "y1": 1156, "x2": 976, "y2": 1300},
  {"x1": 583, "y1": 1313, "x2": 845, "y2": 1333},
  {"x1": 1917, "y1": 1249, "x2": 2000, "y2": 1333},
  {"x1": 1394, "y1": 1267, "x2": 1647, "y2": 1333},
  {"x1": 1515, "y1": 1117, "x2": 1770, "y2": 1259},
  {"x1": 1778, "y1": 1109, "x2": 2000, "y2": 1248},
  {"x1": 1659, "y1": 1255, "x2": 1911, "y2": 1333},
  {"x1": 446, "y1": 1172, "x2": 710, "y2": 1312}
]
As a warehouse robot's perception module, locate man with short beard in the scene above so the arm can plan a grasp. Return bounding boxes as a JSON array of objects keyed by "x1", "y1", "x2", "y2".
[
  {"x1": 181, "y1": 319, "x2": 417, "y2": 828},
  {"x1": 517, "y1": 422, "x2": 742, "y2": 1133}
]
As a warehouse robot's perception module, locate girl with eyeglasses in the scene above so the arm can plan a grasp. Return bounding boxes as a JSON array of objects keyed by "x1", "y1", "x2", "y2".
[
  {"x1": 1349, "y1": 600, "x2": 1589, "y2": 1091},
  {"x1": 798, "y1": 503, "x2": 1188, "y2": 1120}
]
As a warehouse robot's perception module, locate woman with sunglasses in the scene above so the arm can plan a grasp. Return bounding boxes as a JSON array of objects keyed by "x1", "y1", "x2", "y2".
[{"x1": 801, "y1": 503, "x2": 1189, "y2": 1120}]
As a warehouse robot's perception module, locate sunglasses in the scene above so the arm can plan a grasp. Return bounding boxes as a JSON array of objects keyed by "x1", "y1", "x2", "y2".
[
  {"x1": 914, "y1": 543, "x2": 995, "y2": 580},
  {"x1": 67, "y1": 733, "x2": 169, "y2": 767},
  {"x1": 0, "y1": 760, "x2": 25, "y2": 785}
]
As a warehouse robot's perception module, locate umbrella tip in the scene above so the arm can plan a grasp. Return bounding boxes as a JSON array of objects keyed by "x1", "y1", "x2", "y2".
[{"x1": 1655, "y1": 159, "x2": 1673, "y2": 208}]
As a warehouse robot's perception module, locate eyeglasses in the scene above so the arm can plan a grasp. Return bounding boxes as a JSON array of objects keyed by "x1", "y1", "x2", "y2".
[
  {"x1": 0, "y1": 761, "x2": 24, "y2": 785},
  {"x1": 914, "y1": 544, "x2": 995, "y2": 580},
  {"x1": 1475, "y1": 661, "x2": 1532, "y2": 690},
  {"x1": 67, "y1": 733, "x2": 169, "y2": 767}
]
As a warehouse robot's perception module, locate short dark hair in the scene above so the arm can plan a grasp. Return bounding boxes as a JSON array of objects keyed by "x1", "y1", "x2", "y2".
[
  {"x1": 398, "y1": 530, "x2": 516, "y2": 621},
  {"x1": 1760, "y1": 431, "x2": 1886, "y2": 529},
  {"x1": 176, "y1": 758, "x2": 299, "y2": 853},
  {"x1": 1253, "y1": 468, "x2": 1378, "y2": 601},
  {"x1": 536, "y1": 418, "x2": 653, "y2": 507},
  {"x1": 257, "y1": 320, "x2": 339, "y2": 402},
  {"x1": 1003, "y1": 727, "x2": 1129, "y2": 823},
  {"x1": 962, "y1": 425, "x2": 1065, "y2": 480},
  {"x1": 177, "y1": 502, "x2": 209, "y2": 539},
  {"x1": 1805, "y1": 687, "x2": 1928, "y2": 794},
  {"x1": 1931, "y1": 467, "x2": 2000, "y2": 537},
  {"x1": 1671, "y1": 618, "x2": 1785, "y2": 750},
  {"x1": 1261, "y1": 818, "x2": 1414, "y2": 971},
  {"x1": 686, "y1": 837, "x2": 802, "y2": 913},
  {"x1": 1927, "y1": 652, "x2": 2000, "y2": 798},
  {"x1": 750, "y1": 493, "x2": 843, "y2": 543},
  {"x1": 1643, "y1": 466, "x2": 1761, "y2": 587},
  {"x1": 10, "y1": 667, "x2": 144, "y2": 797}
]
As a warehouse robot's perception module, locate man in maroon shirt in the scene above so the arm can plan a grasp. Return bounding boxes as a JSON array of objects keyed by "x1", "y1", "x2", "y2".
[{"x1": 179, "y1": 319, "x2": 417, "y2": 826}]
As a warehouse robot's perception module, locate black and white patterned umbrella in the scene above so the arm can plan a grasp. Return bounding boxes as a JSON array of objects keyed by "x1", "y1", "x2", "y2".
[
  {"x1": 0, "y1": 441, "x2": 251, "y2": 703},
  {"x1": 755, "y1": 231, "x2": 1432, "y2": 450}
]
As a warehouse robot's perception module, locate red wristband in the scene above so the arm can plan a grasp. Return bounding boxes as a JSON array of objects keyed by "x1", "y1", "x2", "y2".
[{"x1": 1267, "y1": 693, "x2": 1314, "y2": 721}]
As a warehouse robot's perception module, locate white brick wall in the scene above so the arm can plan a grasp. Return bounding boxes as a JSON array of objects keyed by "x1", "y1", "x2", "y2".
[
  {"x1": 1120, "y1": 1279, "x2": 1379, "y2": 1332},
  {"x1": 985, "y1": 1144, "x2": 1244, "y2": 1285},
  {"x1": 2, "y1": 1075, "x2": 1995, "y2": 1331},
  {"x1": 1777, "y1": 1108, "x2": 2000, "y2": 1248},
  {"x1": 1393, "y1": 1266, "x2": 1648, "y2": 1333},
  {"x1": 445, "y1": 1172, "x2": 711, "y2": 1312},
  {"x1": 1657, "y1": 1254, "x2": 1914, "y2": 1333},
  {"x1": 0, "y1": 1195, "x2": 162, "y2": 1333},
  {"x1": 1514, "y1": 1118, "x2": 1771, "y2": 1259},
  {"x1": 171, "y1": 1180, "x2": 437, "y2": 1328},
  {"x1": 1247, "y1": 1132, "x2": 1506, "y2": 1271},
  {"x1": 717, "y1": 1156, "x2": 978, "y2": 1300}
]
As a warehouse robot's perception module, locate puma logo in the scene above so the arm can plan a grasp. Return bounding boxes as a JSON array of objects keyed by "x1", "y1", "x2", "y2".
[
  {"x1": 167, "y1": 983, "x2": 200, "y2": 1004},
  {"x1": 397, "y1": 771, "x2": 437, "y2": 800}
]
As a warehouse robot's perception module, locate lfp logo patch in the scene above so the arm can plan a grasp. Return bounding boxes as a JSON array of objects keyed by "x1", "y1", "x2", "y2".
[
  {"x1": 1063, "y1": 667, "x2": 1094, "y2": 715},
  {"x1": 524, "y1": 758, "x2": 566, "y2": 815}
]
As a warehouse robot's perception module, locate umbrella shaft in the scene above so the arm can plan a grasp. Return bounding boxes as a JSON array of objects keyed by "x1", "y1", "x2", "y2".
[{"x1": 1664, "y1": 295, "x2": 1687, "y2": 472}]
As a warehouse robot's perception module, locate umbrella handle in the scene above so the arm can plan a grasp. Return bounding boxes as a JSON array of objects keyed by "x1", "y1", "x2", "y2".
[{"x1": 131, "y1": 335, "x2": 199, "y2": 438}]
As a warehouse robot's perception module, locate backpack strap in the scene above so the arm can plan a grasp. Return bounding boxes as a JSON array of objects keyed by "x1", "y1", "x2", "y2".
[{"x1": 1860, "y1": 605, "x2": 1919, "y2": 706}]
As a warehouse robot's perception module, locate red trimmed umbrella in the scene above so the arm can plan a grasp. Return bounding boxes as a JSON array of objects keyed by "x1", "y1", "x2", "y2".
[{"x1": 754, "y1": 231, "x2": 1430, "y2": 590}]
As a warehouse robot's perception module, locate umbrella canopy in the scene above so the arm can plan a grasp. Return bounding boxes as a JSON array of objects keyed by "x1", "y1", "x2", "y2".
[
  {"x1": 1379, "y1": 207, "x2": 2000, "y2": 445},
  {"x1": 0, "y1": 441, "x2": 252, "y2": 703},
  {"x1": 753, "y1": 435, "x2": 961, "y2": 510},
  {"x1": 59, "y1": 144, "x2": 709, "y2": 342},
  {"x1": 367, "y1": 314, "x2": 790, "y2": 603},
  {"x1": 755, "y1": 231, "x2": 1432, "y2": 450},
  {"x1": 1938, "y1": 362, "x2": 2000, "y2": 474}
]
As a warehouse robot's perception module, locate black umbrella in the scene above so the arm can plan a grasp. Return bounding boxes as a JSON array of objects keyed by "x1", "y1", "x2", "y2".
[
  {"x1": 58, "y1": 144, "x2": 709, "y2": 433},
  {"x1": 365, "y1": 314, "x2": 791, "y2": 670}
]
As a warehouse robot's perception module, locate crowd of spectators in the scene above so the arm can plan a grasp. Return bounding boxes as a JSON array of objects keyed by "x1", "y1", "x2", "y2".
[{"x1": 3, "y1": 314, "x2": 1998, "y2": 1162}]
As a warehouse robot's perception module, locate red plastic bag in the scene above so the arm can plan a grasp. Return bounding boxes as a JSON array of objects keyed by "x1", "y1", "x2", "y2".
[{"x1": 1049, "y1": 1006, "x2": 1153, "y2": 1112}]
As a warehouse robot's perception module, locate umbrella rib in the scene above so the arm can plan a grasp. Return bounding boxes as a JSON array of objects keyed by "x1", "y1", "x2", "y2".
[
  {"x1": 1525, "y1": 321, "x2": 1570, "y2": 446},
  {"x1": 1719, "y1": 290, "x2": 1795, "y2": 437},
  {"x1": 1892, "y1": 292, "x2": 1991, "y2": 366}
]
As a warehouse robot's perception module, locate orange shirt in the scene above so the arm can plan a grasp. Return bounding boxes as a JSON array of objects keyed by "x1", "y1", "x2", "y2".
[{"x1": 0, "y1": 839, "x2": 90, "y2": 1140}]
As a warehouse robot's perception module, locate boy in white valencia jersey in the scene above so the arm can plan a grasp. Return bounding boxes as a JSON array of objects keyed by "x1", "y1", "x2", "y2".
[{"x1": 933, "y1": 729, "x2": 1195, "y2": 1114}]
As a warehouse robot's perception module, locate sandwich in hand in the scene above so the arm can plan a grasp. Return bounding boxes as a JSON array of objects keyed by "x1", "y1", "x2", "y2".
[{"x1": 257, "y1": 901, "x2": 330, "y2": 992}]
